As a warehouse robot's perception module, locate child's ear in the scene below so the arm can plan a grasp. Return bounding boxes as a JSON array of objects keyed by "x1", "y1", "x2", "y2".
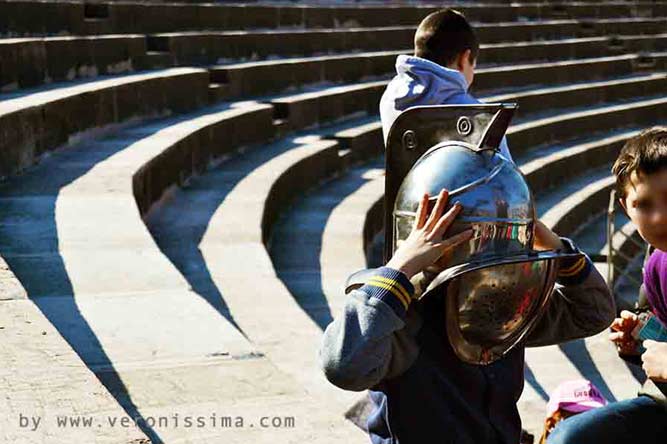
[{"x1": 458, "y1": 49, "x2": 472, "y2": 70}]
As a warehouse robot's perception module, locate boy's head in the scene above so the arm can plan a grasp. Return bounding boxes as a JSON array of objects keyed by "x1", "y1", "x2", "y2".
[
  {"x1": 414, "y1": 8, "x2": 479, "y2": 87},
  {"x1": 613, "y1": 127, "x2": 667, "y2": 251}
]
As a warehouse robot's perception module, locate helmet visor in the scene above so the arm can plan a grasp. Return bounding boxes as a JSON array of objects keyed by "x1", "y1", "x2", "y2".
[{"x1": 440, "y1": 256, "x2": 560, "y2": 365}]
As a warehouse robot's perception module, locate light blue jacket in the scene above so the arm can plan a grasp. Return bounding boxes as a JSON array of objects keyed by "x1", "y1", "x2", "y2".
[{"x1": 379, "y1": 55, "x2": 514, "y2": 163}]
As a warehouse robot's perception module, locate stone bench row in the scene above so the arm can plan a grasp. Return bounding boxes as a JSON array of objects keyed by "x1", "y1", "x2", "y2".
[
  {"x1": 0, "y1": 68, "x2": 209, "y2": 179},
  {"x1": 151, "y1": 17, "x2": 667, "y2": 65},
  {"x1": 0, "y1": 34, "x2": 149, "y2": 91},
  {"x1": 2, "y1": 1, "x2": 666, "y2": 36},
  {"x1": 212, "y1": 33, "x2": 667, "y2": 99}
]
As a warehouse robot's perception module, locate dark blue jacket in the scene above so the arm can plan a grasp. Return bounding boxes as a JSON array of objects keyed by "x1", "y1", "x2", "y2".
[{"x1": 319, "y1": 242, "x2": 615, "y2": 444}]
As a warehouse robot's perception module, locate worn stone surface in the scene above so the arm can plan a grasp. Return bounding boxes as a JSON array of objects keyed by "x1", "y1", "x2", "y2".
[{"x1": 0, "y1": 68, "x2": 209, "y2": 179}]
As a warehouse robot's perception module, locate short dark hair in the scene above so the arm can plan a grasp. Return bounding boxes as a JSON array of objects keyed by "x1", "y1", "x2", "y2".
[
  {"x1": 414, "y1": 8, "x2": 479, "y2": 67},
  {"x1": 612, "y1": 126, "x2": 667, "y2": 202}
]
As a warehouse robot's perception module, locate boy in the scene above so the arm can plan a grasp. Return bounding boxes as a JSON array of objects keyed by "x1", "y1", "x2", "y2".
[
  {"x1": 379, "y1": 8, "x2": 513, "y2": 163},
  {"x1": 319, "y1": 182, "x2": 615, "y2": 443},
  {"x1": 548, "y1": 127, "x2": 667, "y2": 444}
]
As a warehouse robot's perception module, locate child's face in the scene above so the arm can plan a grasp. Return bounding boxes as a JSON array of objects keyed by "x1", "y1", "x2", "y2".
[{"x1": 621, "y1": 168, "x2": 667, "y2": 251}]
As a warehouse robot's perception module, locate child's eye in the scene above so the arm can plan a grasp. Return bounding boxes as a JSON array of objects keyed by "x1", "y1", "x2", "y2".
[{"x1": 636, "y1": 200, "x2": 653, "y2": 211}]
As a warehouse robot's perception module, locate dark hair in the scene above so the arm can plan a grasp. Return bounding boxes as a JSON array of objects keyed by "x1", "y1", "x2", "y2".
[
  {"x1": 612, "y1": 126, "x2": 667, "y2": 202},
  {"x1": 414, "y1": 8, "x2": 479, "y2": 67}
]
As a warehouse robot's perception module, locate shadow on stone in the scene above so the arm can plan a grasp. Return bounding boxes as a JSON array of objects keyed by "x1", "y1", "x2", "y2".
[
  {"x1": 0, "y1": 124, "x2": 172, "y2": 443},
  {"x1": 271, "y1": 162, "x2": 383, "y2": 331},
  {"x1": 524, "y1": 364, "x2": 550, "y2": 402},
  {"x1": 558, "y1": 339, "x2": 618, "y2": 403},
  {"x1": 144, "y1": 135, "x2": 311, "y2": 336}
]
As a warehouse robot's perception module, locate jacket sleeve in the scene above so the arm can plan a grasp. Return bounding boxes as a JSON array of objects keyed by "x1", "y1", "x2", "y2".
[
  {"x1": 318, "y1": 267, "x2": 420, "y2": 391},
  {"x1": 525, "y1": 237, "x2": 616, "y2": 347}
]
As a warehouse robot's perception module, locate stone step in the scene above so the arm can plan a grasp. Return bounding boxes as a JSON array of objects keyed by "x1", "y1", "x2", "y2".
[
  {"x1": 519, "y1": 128, "x2": 641, "y2": 195},
  {"x1": 270, "y1": 160, "x2": 384, "y2": 330},
  {"x1": 209, "y1": 50, "x2": 402, "y2": 99},
  {"x1": 0, "y1": 67, "x2": 210, "y2": 179},
  {"x1": 133, "y1": 50, "x2": 174, "y2": 71},
  {"x1": 269, "y1": 80, "x2": 386, "y2": 132},
  {"x1": 486, "y1": 72, "x2": 667, "y2": 119},
  {"x1": 474, "y1": 52, "x2": 667, "y2": 92},
  {"x1": 209, "y1": 34, "x2": 667, "y2": 99},
  {"x1": 0, "y1": 34, "x2": 147, "y2": 91},
  {"x1": 149, "y1": 17, "x2": 667, "y2": 64}
]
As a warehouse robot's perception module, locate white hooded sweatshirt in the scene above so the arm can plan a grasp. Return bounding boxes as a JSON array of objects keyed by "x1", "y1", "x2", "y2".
[{"x1": 379, "y1": 55, "x2": 514, "y2": 163}]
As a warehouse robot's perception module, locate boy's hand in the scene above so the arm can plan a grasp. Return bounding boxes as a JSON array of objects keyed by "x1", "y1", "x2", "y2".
[
  {"x1": 609, "y1": 310, "x2": 641, "y2": 355},
  {"x1": 642, "y1": 340, "x2": 667, "y2": 382},
  {"x1": 386, "y1": 189, "x2": 473, "y2": 279},
  {"x1": 533, "y1": 220, "x2": 565, "y2": 251}
]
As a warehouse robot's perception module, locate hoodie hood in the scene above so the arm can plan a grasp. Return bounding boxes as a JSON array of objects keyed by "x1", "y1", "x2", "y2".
[
  {"x1": 380, "y1": 55, "x2": 478, "y2": 144},
  {"x1": 379, "y1": 55, "x2": 515, "y2": 164},
  {"x1": 393, "y1": 55, "x2": 471, "y2": 110}
]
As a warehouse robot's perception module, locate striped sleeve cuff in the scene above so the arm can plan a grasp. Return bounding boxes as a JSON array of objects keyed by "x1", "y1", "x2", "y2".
[
  {"x1": 358, "y1": 267, "x2": 415, "y2": 318},
  {"x1": 556, "y1": 237, "x2": 593, "y2": 285}
]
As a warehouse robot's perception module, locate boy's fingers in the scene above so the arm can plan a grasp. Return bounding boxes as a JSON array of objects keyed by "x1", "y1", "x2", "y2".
[
  {"x1": 614, "y1": 310, "x2": 637, "y2": 330},
  {"x1": 437, "y1": 229, "x2": 473, "y2": 249},
  {"x1": 620, "y1": 310, "x2": 638, "y2": 321},
  {"x1": 610, "y1": 318, "x2": 625, "y2": 332},
  {"x1": 414, "y1": 193, "x2": 430, "y2": 231},
  {"x1": 424, "y1": 189, "x2": 449, "y2": 232},
  {"x1": 430, "y1": 202, "x2": 463, "y2": 240},
  {"x1": 609, "y1": 331, "x2": 627, "y2": 342}
]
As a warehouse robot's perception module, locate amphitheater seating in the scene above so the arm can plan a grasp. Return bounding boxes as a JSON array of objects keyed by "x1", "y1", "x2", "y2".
[{"x1": 0, "y1": 1, "x2": 665, "y2": 441}]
